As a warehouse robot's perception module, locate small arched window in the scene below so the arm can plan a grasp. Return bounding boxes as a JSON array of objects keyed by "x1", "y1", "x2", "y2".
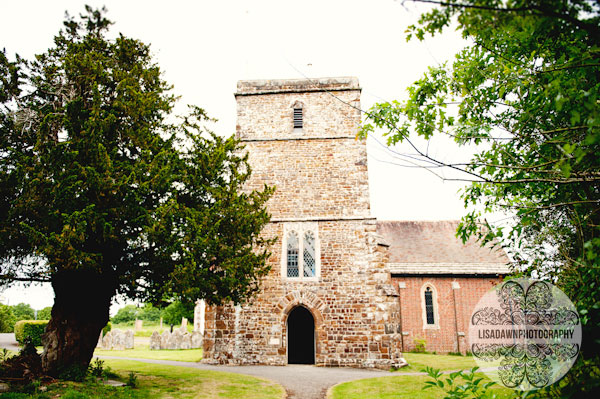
[
  {"x1": 424, "y1": 287, "x2": 435, "y2": 325},
  {"x1": 421, "y1": 284, "x2": 439, "y2": 328},
  {"x1": 287, "y1": 231, "x2": 299, "y2": 278}
]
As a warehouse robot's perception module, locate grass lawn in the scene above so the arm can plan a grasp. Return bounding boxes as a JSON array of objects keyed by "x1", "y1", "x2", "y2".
[
  {"x1": 328, "y1": 353, "x2": 518, "y2": 399},
  {"x1": 0, "y1": 360, "x2": 284, "y2": 399},
  {"x1": 328, "y1": 373, "x2": 517, "y2": 399},
  {"x1": 397, "y1": 352, "x2": 478, "y2": 372},
  {"x1": 94, "y1": 344, "x2": 203, "y2": 362},
  {"x1": 105, "y1": 359, "x2": 285, "y2": 399}
]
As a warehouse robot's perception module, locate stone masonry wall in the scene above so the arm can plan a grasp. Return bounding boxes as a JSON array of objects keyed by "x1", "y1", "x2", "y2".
[
  {"x1": 393, "y1": 276, "x2": 503, "y2": 354},
  {"x1": 204, "y1": 220, "x2": 402, "y2": 368},
  {"x1": 202, "y1": 78, "x2": 403, "y2": 368}
]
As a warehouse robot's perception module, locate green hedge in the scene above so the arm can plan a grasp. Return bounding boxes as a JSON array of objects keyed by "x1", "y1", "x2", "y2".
[
  {"x1": 14, "y1": 320, "x2": 48, "y2": 346},
  {"x1": 102, "y1": 321, "x2": 112, "y2": 336}
]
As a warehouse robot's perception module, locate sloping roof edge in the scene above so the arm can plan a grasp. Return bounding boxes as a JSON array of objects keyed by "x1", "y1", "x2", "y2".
[{"x1": 389, "y1": 262, "x2": 511, "y2": 275}]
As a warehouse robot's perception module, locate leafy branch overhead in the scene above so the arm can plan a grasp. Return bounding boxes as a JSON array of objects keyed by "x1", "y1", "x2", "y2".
[{"x1": 362, "y1": 3, "x2": 599, "y2": 394}]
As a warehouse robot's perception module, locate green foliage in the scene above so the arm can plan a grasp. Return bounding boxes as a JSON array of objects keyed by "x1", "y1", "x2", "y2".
[
  {"x1": 413, "y1": 338, "x2": 427, "y2": 353},
  {"x1": 11, "y1": 303, "x2": 34, "y2": 322},
  {"x1": 422, "y1": 366, "x2": 496, "y2": 399},
  {"x1": 88, "y1": 358, "x2": 105, "y2": 378},
  {"x1": 0, "y1": 6, "x2": 272, "y2": 304},
  {"x1": 111, "y1": 305, "x2": 138, "y2": 324},
  {"x1": 36, "y1": 307, "x2": 52, "y2": 321},
  {"x1": 138, "y1": 303, "x2": 161, "y2": 322},
  {"x1": 161, "y1": 301, "x2": 193, "y2": 326},
  {"x1": 126, "y1": 371, "x2": 138, "y2": 388},
  {"x1": 0, "y1": 304, "x2": 15, "y2": 333},
  {"x1": 14, "y1": 320, "x2": 48, "y2": 345},
  {"x1": 0, "y1": 6, "x2": 272, "y2": 373},
  {"x1": 362, "y1": 1, "x2": 599, "y2": 395},
  {"x1": 102, "y1": 322, "x2": 111, "y2": 336},
  {"x1": 111, "y1": 303, "x2": 162, "y2": 324}
]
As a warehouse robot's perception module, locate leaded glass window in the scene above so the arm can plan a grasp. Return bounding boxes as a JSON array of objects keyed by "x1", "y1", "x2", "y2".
[
  {"x1": 282, "y1": 223, "x2": 319, "y2": 280},
  {"x1": 303, "y1": 231, "x2": 316, "y2": 277},
  {"x1": 425, "y1": 287, "x2": 435, "y2": 325},
  {"x1": 287, "y1": 231, "x2": 299, "y2": 278}
]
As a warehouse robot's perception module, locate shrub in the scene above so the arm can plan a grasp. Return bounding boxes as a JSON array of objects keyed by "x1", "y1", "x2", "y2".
[
  {"x1": 111, "y1": 305, "x2": 138, "y2": 324},
  {"x1": 37, "y1": 306, "x2": 52, "y2": 321},
  {"x1": 126, "y1": 371, "x2": 138, "y2": 388},
  {"x1": 422, "y1": 366, "x2": 495, "y2": 398},
  {"x1": 11, "y1": 303, "x2": 34, "y2": 321},
  {"x1": 139, "y1": 303, "x2": 161, "y2": 322},
  {"x1": 161, "y1": 301, "x2": 194, "y2": 326},
  {"x1": 0, "y1": 304, "x2": 16, "y2": 333},
  {"x1": 14, "y1": 320, "x2": 48, "y2": 346},
  {"x1": 413, "y1": 338, "x2": 426, "y2": 353},
  {"x1": 102, "y1": 321, "x2": 112, "y2": 336}
]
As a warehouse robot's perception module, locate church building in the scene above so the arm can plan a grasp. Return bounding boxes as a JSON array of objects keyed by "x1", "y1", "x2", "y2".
[{"x1": 200, "y1": 77, "x2": 509, "y2": 368}]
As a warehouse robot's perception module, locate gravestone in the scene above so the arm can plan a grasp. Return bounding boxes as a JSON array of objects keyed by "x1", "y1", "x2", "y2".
[
  {"x1": 191, "y1": 331, "x2": 203, "y2": 349},
  {"x1": 101, "y1": 329, "x2": 134, "y2": 350},
  {"x1": 125, "y1": 330, "x2": 134, "y2": 349},
  {"x1": 150, "y1": 331, "x2": 161, "y2": 350}
]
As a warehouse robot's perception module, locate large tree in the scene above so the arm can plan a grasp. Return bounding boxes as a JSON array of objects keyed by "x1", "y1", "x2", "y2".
[
  {"x1": 0, "y1": 7, "x2": 272, "y2": 377},
  {"x1": 361, "y1": 0, "x2": 598, "y2": 395}
]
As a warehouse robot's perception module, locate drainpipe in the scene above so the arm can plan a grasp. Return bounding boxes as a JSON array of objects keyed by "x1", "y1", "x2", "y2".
[
  {"x1": 451, "y1": 281, "x2": 460, "y2": 354},
  {"x1": 397, "y1": 281, "x2": 405, "y2": 353}
]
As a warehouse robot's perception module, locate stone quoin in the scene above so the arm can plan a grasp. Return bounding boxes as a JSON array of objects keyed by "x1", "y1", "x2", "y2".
[{"x1": 198, "y1": 77, "x2": 509, "y2": 368}]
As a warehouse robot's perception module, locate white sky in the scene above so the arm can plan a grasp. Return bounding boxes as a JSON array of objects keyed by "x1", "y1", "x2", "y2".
[{"x1": 0, "y1": 0, "x2": 489, "y2": 311}]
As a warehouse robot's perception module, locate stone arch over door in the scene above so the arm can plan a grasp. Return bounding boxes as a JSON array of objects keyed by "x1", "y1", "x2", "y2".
[{"x1": 276, "y1": 291, "x2": 327, "y2": 364}]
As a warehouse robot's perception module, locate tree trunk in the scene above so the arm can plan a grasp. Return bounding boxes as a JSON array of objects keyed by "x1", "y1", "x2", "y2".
[{"x1": 41, "y1": 270, "x2": 114, "y2": 377}]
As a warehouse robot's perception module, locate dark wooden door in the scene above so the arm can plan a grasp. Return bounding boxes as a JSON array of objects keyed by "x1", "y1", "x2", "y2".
[{"x1": 287, "y1": 306, "x2": 315, "y2": 364}]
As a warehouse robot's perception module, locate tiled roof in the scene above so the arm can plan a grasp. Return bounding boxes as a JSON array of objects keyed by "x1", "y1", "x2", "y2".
[{"x1": 377, "y1": 220, "x2": 510, "y2": 275}]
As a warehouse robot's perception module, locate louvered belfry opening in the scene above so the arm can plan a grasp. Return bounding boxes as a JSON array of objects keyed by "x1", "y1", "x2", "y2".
[{"x1": 293, "y1": 107, "x2": 303, "y2": 128}]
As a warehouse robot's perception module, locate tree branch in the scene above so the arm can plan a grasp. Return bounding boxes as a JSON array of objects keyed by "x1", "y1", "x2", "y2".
[
  {"x1": 408, "y1": 0, "x2": 600, "y2": 38},
  {"x1": 0, "y1": 274, "x2": 51, "y2": 283}
]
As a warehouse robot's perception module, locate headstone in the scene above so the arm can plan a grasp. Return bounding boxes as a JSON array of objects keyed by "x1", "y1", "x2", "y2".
[
  {"x1": 170, "y1": 329, "x2": 183, "y2": 349},
  {"x1": 125, "y1": 329, "x2": 134, "y2": 349},
  {"x1": 97, "y1": 332, "x2": 103, "y2": 348},
  {"x1": 150, "y1": 331, "x2": 161, "y2": 350},
  {"x1": 112, "y1": 329, "x2": 125, "y2": 350},
  {"x1": 160, "y1": 331, "x2": 170, "y2": 349},
  {"x1": 191, "y1": 331, "x2": 203, "y2": 349},
  {"x1": 101, "y1": 329, "x2": 134, "y2": 350},
  {"x1": 181, "y1": 317, "x2": 188, "y2": 330},
  {"x1": 180, "y1": 332, "x2": 192, "y2": 349},
  {"x1": 134, "y1": 319, "x2": 143, "y2": 331},
  {"x1": 101, "y1": 331, "x2": 113, "y2": 349}
]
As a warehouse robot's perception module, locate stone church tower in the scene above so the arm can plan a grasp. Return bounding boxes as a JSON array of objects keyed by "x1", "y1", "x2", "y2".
[{"x1": 201, "y1": 77, "x2": 404, "y2": 368}]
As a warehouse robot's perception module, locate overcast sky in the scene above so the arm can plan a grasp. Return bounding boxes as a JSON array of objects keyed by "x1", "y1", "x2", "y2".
[{"x1": 1, "y1": 0, "x2": 484, "y2": 310}]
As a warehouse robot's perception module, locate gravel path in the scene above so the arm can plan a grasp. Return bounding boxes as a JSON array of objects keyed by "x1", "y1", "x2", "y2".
[
  {"x1": 0, "y1": 333, "x2": 19, "y2": 351},
  {"x1": 98, "y1": 356, "x2": 396, "y2": 399}
]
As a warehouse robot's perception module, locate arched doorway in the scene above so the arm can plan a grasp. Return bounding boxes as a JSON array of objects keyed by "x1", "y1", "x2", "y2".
[{"x1": 287, "y1": 306, "x2": 315, "y2": 364}]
